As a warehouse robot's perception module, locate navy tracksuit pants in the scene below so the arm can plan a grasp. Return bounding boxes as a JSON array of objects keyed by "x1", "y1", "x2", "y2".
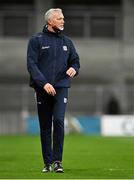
[{"x1": 36, "y1": 88, "x2": 68, "y2": 165}]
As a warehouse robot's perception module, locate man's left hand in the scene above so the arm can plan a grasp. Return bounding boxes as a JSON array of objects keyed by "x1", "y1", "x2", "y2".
[{"x1": 66, "y1": 67, "x2": 76, "y2": 78}]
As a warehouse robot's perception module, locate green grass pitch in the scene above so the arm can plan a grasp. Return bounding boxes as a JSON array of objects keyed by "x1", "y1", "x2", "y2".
[{"x1": 0, "y1": 134, "x2": 134, "y2": 179}]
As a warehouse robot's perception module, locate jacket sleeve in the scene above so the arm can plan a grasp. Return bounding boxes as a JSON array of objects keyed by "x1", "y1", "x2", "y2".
[
  {"x1": 68, "y1": 39, "x2": 80, "y2": 76},
  {"x1": 27, "y1": 36, "x2": 48, "y2": 88}
]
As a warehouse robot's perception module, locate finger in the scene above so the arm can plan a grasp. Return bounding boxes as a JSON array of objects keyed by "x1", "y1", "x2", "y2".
[
  {"x1": 71, "y1": 71, "x2": 76, "y2": 77},
  {"x1": 70, "y1": 73, "x2": 74, "y2": 77},
  {"x1": 52, "y1": 90, "x2": 56, "y2": 96},
  {"x1": 68, "y1": 71, "x2": 74, "y2": 77},
  {"x1": 66, "y1": 70, "x2": 72, "y2": 76},
  {"x1": 48, "y1": 90, "x2": 54, "y2": 96},
  {"x1": 49, "y1": 90, "x2": 54, "y2": 96},
  {"x1": 50, "y1": 86, "x2": 56, "y2": 94},
  {"x1": 50, "y1": 87, "x2": 56, "y2": 96},
  {"x1": 47, "y1": 87, "x2": 52, "y2": 95},
  {"x1": 66, "y1": 71, "x2": 69, "y2": 75}
]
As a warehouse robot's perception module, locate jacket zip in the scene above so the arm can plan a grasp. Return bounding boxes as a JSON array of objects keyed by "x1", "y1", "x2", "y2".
[{"x1": 52, "y1": 36, "x2": 57, "y2": 85}]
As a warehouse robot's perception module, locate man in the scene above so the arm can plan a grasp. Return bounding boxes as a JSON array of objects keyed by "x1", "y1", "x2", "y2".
[{"x1": 27, "y1": 8, "x2": 80, "y2": 173}]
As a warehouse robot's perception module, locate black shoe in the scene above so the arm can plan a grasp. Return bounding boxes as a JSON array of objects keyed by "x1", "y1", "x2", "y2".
[
  {"x1": 53, "y1": 161, "x2": 64, "y2": 173},
  {"x1": 42, "y1": 164, "x2": 52, "y2": 173}
]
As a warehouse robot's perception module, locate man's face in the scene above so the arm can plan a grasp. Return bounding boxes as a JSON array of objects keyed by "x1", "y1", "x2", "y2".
[{"x1": 48, "y1": 11, "x2": 65, "y2": 31}]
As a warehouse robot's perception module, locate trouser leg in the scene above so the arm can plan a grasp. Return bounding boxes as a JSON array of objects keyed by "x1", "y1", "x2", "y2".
[
  {"x1": 36, "y1": 90, "x2": 53, "y2": 165},
  {"x1": 53, "y1": 88, "x2": 68, "y2": 162}
]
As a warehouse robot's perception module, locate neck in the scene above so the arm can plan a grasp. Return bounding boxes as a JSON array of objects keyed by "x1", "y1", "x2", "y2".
[
  {"x1": 47, "y1": 25, "x2": 55, "y2": 33},
  {"x1": 47, "y1": 25, "x2": 61, "y2": 33}
]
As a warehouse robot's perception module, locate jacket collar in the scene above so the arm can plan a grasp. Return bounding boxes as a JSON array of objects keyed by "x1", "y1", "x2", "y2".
[{"x1": 42, "y1": 25, "x2": 62, "y2": 37}]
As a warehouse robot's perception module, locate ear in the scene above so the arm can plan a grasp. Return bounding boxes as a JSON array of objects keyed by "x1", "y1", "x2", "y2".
[{"x1": 48, "y1": 19, "x2": 52, "y2": 25}]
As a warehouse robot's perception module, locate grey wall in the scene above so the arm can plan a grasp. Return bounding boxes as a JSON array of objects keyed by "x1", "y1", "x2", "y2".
[{"x1": 0, "y1": 0, "x2": 134, "y2": 85}]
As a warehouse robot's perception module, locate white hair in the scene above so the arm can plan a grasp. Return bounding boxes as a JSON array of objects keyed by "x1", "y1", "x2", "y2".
[{"x1": 44, "y1": 8, "x2": 62, "y2": 23}]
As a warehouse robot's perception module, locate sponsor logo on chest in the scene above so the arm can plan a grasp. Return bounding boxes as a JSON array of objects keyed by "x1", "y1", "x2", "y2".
[{"x1": 41, "y1": 46, "x2": 50, "y2": 49}]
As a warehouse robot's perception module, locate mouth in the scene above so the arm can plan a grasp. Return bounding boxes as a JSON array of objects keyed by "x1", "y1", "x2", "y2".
[{"x1": 59, "y1": 24, "x2": 64, "y2": 28}]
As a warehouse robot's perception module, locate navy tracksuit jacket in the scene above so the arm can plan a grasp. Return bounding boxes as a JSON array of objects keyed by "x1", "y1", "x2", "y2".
[{"x1": 27, "y1": 26, "x2": 80, "y2": 165}]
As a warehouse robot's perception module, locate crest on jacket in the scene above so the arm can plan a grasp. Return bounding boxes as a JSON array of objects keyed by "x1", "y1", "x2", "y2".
[{"x1": 63, "y1": 45, "x2": 67, "y2": 51}]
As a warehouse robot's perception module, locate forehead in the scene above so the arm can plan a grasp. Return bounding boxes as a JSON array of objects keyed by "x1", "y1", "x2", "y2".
[{"x1": 51, "y1": 11, "x2": 64, "y2": 18}]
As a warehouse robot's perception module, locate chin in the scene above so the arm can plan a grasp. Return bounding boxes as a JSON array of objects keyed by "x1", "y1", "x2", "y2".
[{"x1": 59, "y1": 27, "x2": 64, "y2": 31}]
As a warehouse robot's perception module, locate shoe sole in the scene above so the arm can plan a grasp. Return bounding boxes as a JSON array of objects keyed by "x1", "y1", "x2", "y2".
[
  {"x1": 42, "y1": 170, "x2": 53, "y2": 173},
  {"x1": 55, "y1": 170, "x2": 64, "y2": 173},
  {"x1": 42, "y1": 168, "x2": 53, "y2": 173}
]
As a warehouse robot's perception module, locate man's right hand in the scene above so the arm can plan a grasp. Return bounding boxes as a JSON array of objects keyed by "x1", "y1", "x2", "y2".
[{"x1": 43, "y1": 83, "x2": 56, "y2": 96}]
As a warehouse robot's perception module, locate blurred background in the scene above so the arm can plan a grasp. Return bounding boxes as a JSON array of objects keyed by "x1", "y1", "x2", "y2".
[{"x1": 0, "y1": 0, "x2": 134, "y2": 135}]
